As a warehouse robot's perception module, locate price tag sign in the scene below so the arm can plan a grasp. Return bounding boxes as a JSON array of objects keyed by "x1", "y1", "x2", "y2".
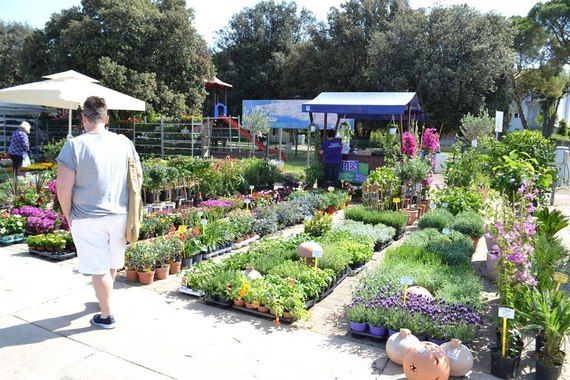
[
  {"x1": 244, "y1": 198, "x2": 251, "y2": 204},
  {"x1": 553, "y1": 272, "x2": 568, "y2": 284},
  {"x1": 495, "y1": 111, "x2": 504, "y2": 133},
  {"x1": 498, "y1": 307, "x2": 515, "y2": 320},
  {"x1": 312, "y1": 250, "x2": 323, "y2": 258},
  {"x1": 200, "y1": 219, "x2": 208, "y2": 225},
  {"x1": 400, "y1": 276, "x2": 413, "y2": 286},
  {"x1": 393, "y1": 197, "x2": 401, "y2": 204}
]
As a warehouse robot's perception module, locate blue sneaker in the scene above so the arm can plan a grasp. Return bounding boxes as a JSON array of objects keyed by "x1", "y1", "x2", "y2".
[{"x1": 91, "y1": 314, "x2": 116, "y2": 329}]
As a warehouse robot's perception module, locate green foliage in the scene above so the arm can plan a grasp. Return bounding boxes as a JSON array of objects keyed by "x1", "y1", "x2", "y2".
[
  {"x1": 426, "y1": 230, "x2": 474, "y2": 266},
  {"x1": 459, "y1": 112, "x2": 495, "y2": 141},
  {"x1": 303, "y1": 212, "x2": 332, "y2": 237},
  {"x1": 532, "y1": 233, "x2": 569, "y2": 291},
  {"x1": 394, "y1": 158, "x2": 431, "y2": 184},
  {"x1": 304, "y1": 162, "x2": 323, "y2": 188},
  {"x1": 126, "y1": 241, "x2": 158, "y2": 272},
  {"x1": 369, "y1": 130, "x2": 400, "y2": 161},
  {"x1": 445, "y1": 146, "x2": 487, "y2": 188},
  {"x1": 0, "y1": 21, "x2": 33, "y2": 89},
  {"x1": 418, "y1": 209, "x2": 454, "y2": 231},
  {"x1": 344, "y1": 206, "x2": 408, "y2": 235},
  {"x1": 451, "y1": 211, "x2": 484, "y2": 237},
  {"x1": 268, "y1": 260, "x2": 334, "y2": 300},
  {"x1": 332, "y1": 219, "x2": 395, "y2": 245},
  {"x1": 22, "y1": 1, "x2": 212, "y2": 116},
  {"x1": 41, "y1": 139, "x2": 66, "y2": 163},
  {"x1": 494, "y1": 130, "x2": 555, "y2": 170},
  {"x1": 317, "y1": 243, "x2": 352, "y2": 274},
  {"x1": 534, "y1": 207, "x2": 569, "y2": 238},
  {"x1": 0, "y1": 214, "x2": 26, "y2": 236},
  {"x1": 347, "y1": 303, "x2": 368, "y2": 324},
  {"x1": 432, "y1": 186, "x2": 484, "y2": 215}
]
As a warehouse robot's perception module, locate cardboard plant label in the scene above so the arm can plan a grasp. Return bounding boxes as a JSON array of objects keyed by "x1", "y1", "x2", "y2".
[
  {"x1": 553, "y1": 272, "x2": 568, "y2": 284},
  {"x1": 312, "y1": 250, "x2": 323, "y2": 258},
  {"x1": 498, "y1": 307, "x2": 515, "y2": 319},
  {"x1": 400, "y1": 276, "x2": 413, "y2": 286}
]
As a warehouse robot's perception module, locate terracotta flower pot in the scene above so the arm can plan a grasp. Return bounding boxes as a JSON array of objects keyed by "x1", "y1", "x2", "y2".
[
  {"x1": 154, "y1": 265, "x2": 170, "y2": 280},
  {"x1": 283, "y1": 311, "x2": 291, "y2": 319},
  {"x1": 403, "y1": 209, "x2": 419, "y2": 225},
  {"x1": 137, "y1": 270, "x2": 155, "y2": 285},
  {"x1": 233, "y1": 299, "x2": 245, "y2": 307},
  {"x1": 125, "y1": 269, "x2": 138, "y2": 282},
  {"x1": 168, "y1": 261, "x2": 181, "y2": 274},
  {"x1": 326, "y1": 205, "x2": 334, "y2": 215},
  {"x1": 257, "y1": 305, "x2": 269, "y2": 313},
  {"x1": 245, "y1": 302, "x2": 256, "y2": 309}
]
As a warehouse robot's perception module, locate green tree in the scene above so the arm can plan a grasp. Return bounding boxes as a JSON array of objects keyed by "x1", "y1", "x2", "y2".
[
  {"x1": 0, "y1": 21, "x2": 34, "y2": 89},
  {"x1": 213, "y1": 0, "x2": 314, "y2": 114},
  {"x1": 367, "y1": 5, "x2": 514, "y2": 130},
  {"x1": 22, "y1": 0, "x2": 212, "y2": 116},
  {"x1": 528, "y1": 0, "x2": 570, "y2": 66}
]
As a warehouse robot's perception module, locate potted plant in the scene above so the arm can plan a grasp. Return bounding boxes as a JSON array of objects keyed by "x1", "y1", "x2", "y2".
[
  {"x1": 366, "y1": 307, "x2": 387, "y2": 337},
  {"x1": 229, "y1": 275, "x2": 249, "y2": 307},
  {"x1": 133, "y1": 244, "x2": 157, "y2": 285},
  {"x1": 490, "y1": 324, "x2": 523, "y2": 379},
  {"x1": 347, "y1": 303, "x2": 368, "y2": 332},
  {"x1": 387, "y1": 121, "x2": 398, "y2": 136},
  {"x1": 183, "y1": 235, "x2": 204, "y2": 267},
  {"x1": 529, "y1": 289, "x2": 569, "y2": 380},
  {"x1": 153, "y1": 243, "x2": 171, "y2": 280},
  {"x1": 451, "y1": 211, "x2": 484, "y2": 248},
  {"x1": 124, "y1": 244, "x2": 140, "y2": 282}
]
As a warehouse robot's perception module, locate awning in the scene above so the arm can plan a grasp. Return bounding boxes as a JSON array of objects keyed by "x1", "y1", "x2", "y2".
[
  {"x1": 302, "y1": 92, "x2": 421, "y2": 119},
  {"x1": 205, "y1": 76, "x2": 233, "y2": 90}
]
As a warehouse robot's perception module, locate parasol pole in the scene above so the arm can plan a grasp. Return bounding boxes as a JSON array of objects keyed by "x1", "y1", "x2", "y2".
[{"x1": 67, "y1": 108, "x2": 73, "y2": 139}]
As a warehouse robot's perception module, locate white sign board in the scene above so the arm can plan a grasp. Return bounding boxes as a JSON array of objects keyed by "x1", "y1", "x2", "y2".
[
  {"x1": 495, "y1": 111, "x2": 504, "y2": 133},
  {"x1": 400, "y1": 276, "x2": 413, "y2": 286},
  {"x1": 498, "y1": 307, "x2": 515, "y2": 319},
  {"x1": 312, "y1": 250, "x2": 323, "y2": 258}
]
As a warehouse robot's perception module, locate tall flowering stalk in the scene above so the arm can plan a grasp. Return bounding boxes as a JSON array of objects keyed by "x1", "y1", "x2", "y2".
[
  {"x1": 401, "y1": 132, "x2": 418, "y2": 157},
  {"x1": 421, "y1": 128, "x2": 439, "y2": 154}
]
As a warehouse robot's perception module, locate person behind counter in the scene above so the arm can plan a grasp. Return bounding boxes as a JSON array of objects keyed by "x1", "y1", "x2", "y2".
[{"x1": 319, "y1": 129, "x2": 343, "y2": 188}]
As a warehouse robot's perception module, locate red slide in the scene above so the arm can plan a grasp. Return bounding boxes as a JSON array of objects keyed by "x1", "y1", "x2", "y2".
[{"x1": 219, "y1": 116, "x2": 287, "y2": 161}]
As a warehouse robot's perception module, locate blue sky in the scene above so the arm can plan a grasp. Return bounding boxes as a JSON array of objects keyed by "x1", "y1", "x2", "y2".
[{"x1": 0, "y1": 0, "x2": 538, "y2": 46}]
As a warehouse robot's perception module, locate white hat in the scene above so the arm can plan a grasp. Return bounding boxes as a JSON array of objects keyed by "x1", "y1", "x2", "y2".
[{"x1": 20, "y1": 121, "x2": 31, "y2": 134}]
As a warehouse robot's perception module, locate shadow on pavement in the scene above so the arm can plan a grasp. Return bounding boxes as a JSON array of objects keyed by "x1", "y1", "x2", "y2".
[{"x1": 0, "y1": 302, "x2": 98, "y2": 348}]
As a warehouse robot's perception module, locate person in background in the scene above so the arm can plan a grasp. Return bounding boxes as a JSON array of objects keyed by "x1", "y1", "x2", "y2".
[
  {"x1": 319, "y1": 129, "x2": 343, "y2": 188},
  {"x1": 57, "y1": 96, "x2": 142, "y2": 329},
  {"x1": 8, "y1": 121, "x2": 31, "y2": 193}
]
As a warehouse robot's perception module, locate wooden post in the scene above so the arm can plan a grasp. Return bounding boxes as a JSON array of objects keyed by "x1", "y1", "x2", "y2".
[
  {"x1": 334, "y1": 113, "x2": 341, "y2": 133},
  {"x1": 407, "y1": 103, "x2": 412, "y2": 131},
  {"x1": 399, "y1": 114, "x2": 404, "y2": 147}
]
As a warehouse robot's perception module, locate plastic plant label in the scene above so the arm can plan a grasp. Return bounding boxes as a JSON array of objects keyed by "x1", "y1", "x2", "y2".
[
  {"x1": 442, "y1": 202, "x2": 449, "y2": 208},
  {"x1": 553, "y1": 272, "x2": 568, "y2": 284},
  {"x1": 244, "y1": 198, "x2": 251, "y2": 204},
  {"x1": 416, "y1": 345, "x2": 427, "y2": 354},
  {"x1": 327, "y1": 186, "x2": 335, "y2": 192},
  {"x1": 200, "y1": 219, "x2": 208, "y2": 225},
  {"x1": 312, "y1": 250, "x2": 323, "y2": 258},
  {"x1": 498, "y1": 307, "x2": 515, "y2": 319},
  {"x1": 197, "y1": 211, "x2": 203, "y2": 217},
  {"x1": 393, "y1": 197, "x2": 401, "y2": 204},
  {"x1": 249, "y1": 185, "x2": 254, "y2": 190},
  {"x1": 442, "y1": 228, "x2": 451, "y2": 235},
  {"x1": 304, "y1": 215, "x2": 313, "y2": 221},
  {"x1": 400, "y1": 276, "x2": 413, "y2": 285},
  {"x1": 430, "y1": 203, "x2": 437, "y2": 209}
]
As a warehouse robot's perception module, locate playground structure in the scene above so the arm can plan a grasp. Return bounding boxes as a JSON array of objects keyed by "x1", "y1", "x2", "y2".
[{"x1": 203, "y1": 77, "x2": 287, "y2": 161}]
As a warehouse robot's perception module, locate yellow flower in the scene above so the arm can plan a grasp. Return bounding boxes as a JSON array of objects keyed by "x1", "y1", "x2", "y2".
[
  {"x1": 177, "y1": 225, "x2": 188, "y2": 234},
  {"x1": 238, "y1": 282, "x2": 250, "y2": 299}
]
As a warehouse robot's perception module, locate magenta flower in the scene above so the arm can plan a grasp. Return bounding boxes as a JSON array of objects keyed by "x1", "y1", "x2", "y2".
[
  {"x1": 421, "y1": 128, "x2": 439, "y2": 153},
  {"x1": 402, "y1": 132, "x2": 418, "y2": 157}
]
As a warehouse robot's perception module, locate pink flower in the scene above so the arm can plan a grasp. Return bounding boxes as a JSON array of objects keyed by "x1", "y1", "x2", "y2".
[
  {"x1": 421, "y1": 128, "x2": 439, "y2": 153},
  {"x1": 402, "y1": 132, "x2": 418, "y2": 157}
]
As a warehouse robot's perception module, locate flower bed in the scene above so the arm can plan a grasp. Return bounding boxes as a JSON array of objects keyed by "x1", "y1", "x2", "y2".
[
  {"x1": 344, "y1": 206, "x2": 408, "y2": 237},
  {"x1": 11, "y1": 206, "x2": 68, "y2": 235},
  {"x1": 26, "y1": 231, "x2": 76, "y2": 260}
]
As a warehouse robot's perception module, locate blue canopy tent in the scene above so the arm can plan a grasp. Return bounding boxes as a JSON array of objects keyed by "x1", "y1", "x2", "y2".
[{"x1": 302, "y1": 92, "x2": 422, "y2": 131}]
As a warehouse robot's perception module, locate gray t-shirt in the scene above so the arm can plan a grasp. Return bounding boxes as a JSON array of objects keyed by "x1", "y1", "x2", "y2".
[{"x1": 57, "y1": 130, "x2": 141, "y2": 220}]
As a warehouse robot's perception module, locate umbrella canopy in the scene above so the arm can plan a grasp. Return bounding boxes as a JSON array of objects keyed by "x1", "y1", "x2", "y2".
[{"x1": 0, "y1": 70, "x2": 146, "y2": 137}]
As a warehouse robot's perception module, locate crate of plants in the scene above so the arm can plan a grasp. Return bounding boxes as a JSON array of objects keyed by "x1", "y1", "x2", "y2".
[
  {"x1": 332, "y1": 220, "x2": 395, "y2": 253},
  {"x1": 26, "y1": 231, "x2": 76, "y2": 260},
  {"x1": 0, "y1": 213, "x2": 26, "y2": 245}
]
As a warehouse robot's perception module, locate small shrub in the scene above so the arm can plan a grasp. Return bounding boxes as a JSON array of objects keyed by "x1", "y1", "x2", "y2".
[
  {"x1": 451, "y1": 211, "x2": 484, "y2": 237},
  {"x1": 418, "y1": 209, "x2": 454, "y2": 230},
  {"x1": 304, "y1": 212, "x2": 332, "y2": 237},
  {"x1": 432, "y1": 187, "x2": 483, "y2": 215},
  {"x1": 345, "y1": 206, "x2": 408, "y2": 235},
  {"x1": 426, "y1": 231, "x2": 474, "y2": 266}
]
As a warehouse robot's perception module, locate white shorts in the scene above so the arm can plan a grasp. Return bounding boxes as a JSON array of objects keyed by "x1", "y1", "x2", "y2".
[{"x1": 71, "y1": 214, "x2": 127, "y2": 275}]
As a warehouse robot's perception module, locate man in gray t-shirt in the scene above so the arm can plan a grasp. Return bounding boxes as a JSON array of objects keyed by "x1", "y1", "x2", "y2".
[{"x1": 57, "y1": 96, "x2": 142, "y2": 329}]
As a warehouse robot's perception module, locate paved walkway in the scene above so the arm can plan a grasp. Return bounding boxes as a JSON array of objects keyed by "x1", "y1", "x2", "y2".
[{"x1": 2, "y1": 189, "x2": 569, "y2": 379}]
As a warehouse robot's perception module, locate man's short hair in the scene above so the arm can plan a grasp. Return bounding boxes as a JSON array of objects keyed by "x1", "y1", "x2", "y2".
[{"x1": 83, "y1": 96, "x2": 107, "y2": 123}]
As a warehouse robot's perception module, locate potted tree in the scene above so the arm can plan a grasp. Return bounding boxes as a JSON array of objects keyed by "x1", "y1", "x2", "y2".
[
  {"x1": 133, "y1": 244, "x2": 157, "y2": 285},
  {"x1": 124, "y1": 245, "x2": 139, "y2": 282},
  {"x1": 530, "y1": 289, "x2": 569, "y2": 380}
]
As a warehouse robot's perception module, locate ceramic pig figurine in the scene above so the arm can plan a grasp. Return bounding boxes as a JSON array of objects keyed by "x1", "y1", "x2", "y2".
[
  {"x1": 403, "y1": 341, "x2": 450, "y2": 380},
  {"x1": 440, "y1": 339, "x2": 473, "y2": 377}
]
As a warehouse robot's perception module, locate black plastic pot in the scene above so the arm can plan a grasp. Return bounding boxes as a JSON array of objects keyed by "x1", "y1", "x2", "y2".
[
  {"x1": 181, "y1": 257, "x2": 193, "y2": 269},
  {"x1": 490, "y1": 348, "x2": 520, "y2": 379},
  {"x1": 535, "y1": 333, "x2": 545, "y2": 353},
  {"x1": 536, "y1": 358, "x2": 563, "y2": 380},
  {"x1": 193, "y1": 253, "x2": 204, "y2": 263}
]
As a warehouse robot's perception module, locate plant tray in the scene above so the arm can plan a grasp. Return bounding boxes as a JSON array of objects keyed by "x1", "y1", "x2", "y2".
[
  {"x1": 202, "y1": 246, "x2": 232, "y2": 259},
  {"x1": 203, "y1": 297, "x2": 233, "y2": 309},
  {"x1": 28, "y1": 249, "x2": 77, "y2": 261},
  {"x1": 231, "y1": 235, "x2": 260, "y2": 250},
  {"x1": 232, "y1": 304, "x2": 296, "y2": 324},
  {"x1": 0, "y1": 234, "x2": 25, "y2": 245},
  {"x1": 349, "y1": 265, "x2": 366, "y2": 276},
  {"x1": 393, "y1": 231, "x2": 405, "y2": 241},
  {"x1": 348, "y1": 328, "x2": 387, "y2": 342},
  {"x1": 178, "y1": 286, "x2": 204, "y2": 297}
]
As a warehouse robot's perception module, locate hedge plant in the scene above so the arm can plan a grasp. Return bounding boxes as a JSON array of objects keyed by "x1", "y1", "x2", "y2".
[{"x1": 418, "y1": 209, "x2": 454, "y2": 231}]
